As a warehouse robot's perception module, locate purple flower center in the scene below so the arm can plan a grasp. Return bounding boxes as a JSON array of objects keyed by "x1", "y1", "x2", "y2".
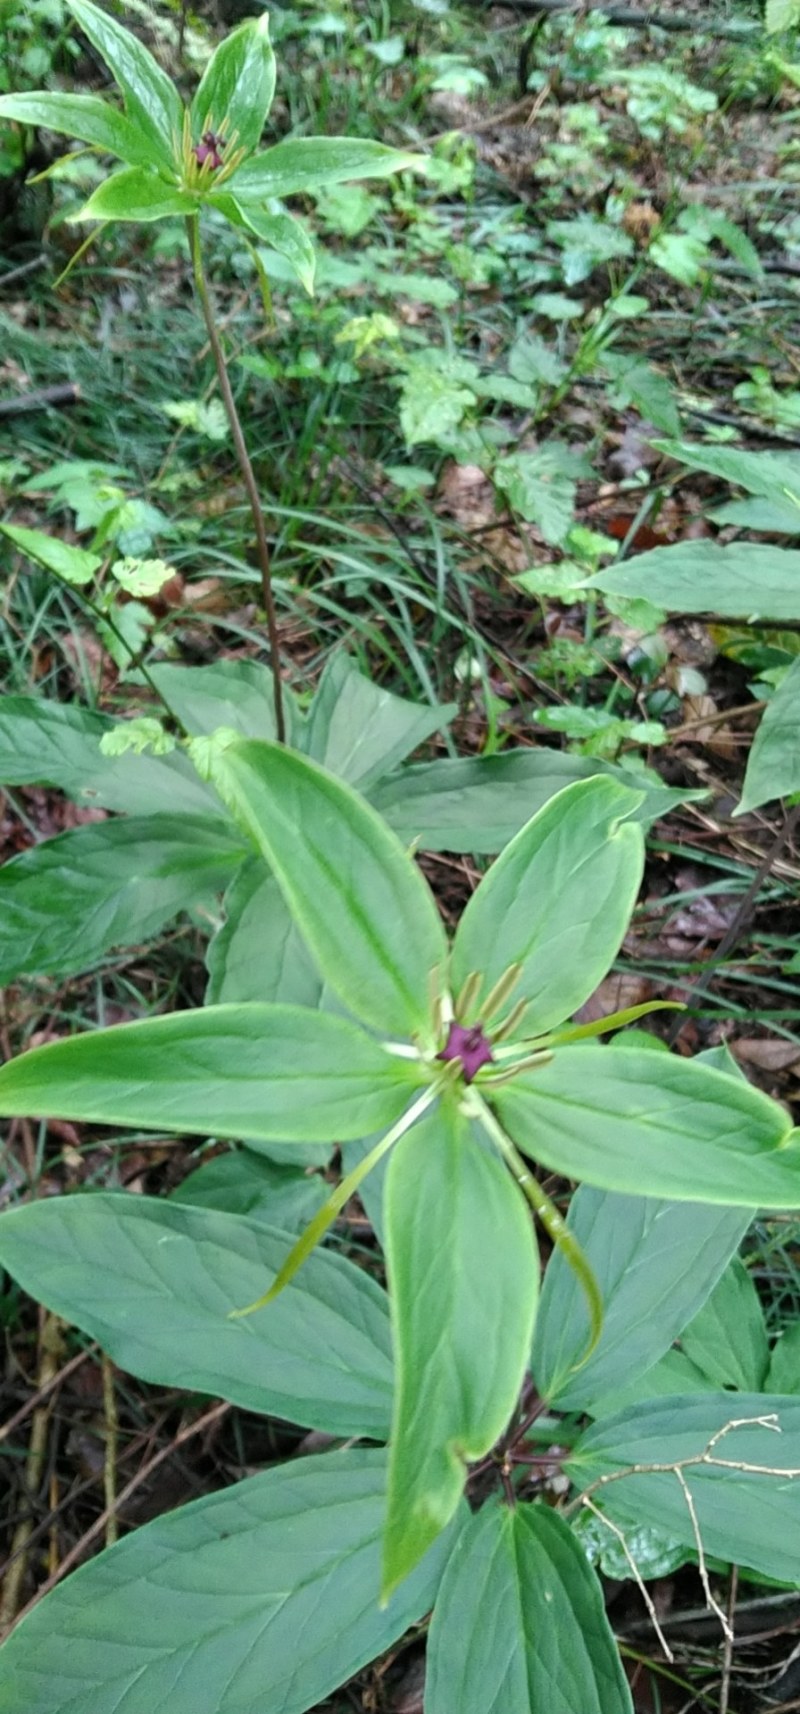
[
  {"x1": 437, "y1": 1020, "x2": 494, "y2": 1083},
  {"x1": 194, "y1": 130, "x2": 226, "y2": 171}
]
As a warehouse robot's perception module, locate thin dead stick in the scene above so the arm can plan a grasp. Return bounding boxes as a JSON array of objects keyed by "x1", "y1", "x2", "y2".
[
  {"x1": 674, "y1": 1466, "x2": 732, "y2": 1643},
  {"x1": 0, "y1": 1344, "x2": 95, "y2": 1447},
  {"x1": 101, "y1": 1355, "x2": 119, "y2": 1550},
  {"x1": 667, "y1": 801, "x2": 800, "y2": 1047},
  {"x1": 581, "y1": 1497, "x2": 674, "y2": 1663},
  {"x1": 10, "y1": 1399, "x2": 230, "y2": 1629},
  {"x1": 0, "y1": 384, "x2": 81, "y2": 417},
  {"x1": 719, "y1": 1565, "x2": 739, "y2": 1714},
  {"x1": 0, "y1": 1313, "x2": 63, "y2": 1634}
]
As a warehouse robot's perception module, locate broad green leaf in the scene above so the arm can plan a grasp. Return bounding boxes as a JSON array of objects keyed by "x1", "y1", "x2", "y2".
[
  {"x1": 0, "y1": 697, "x2": 216, "y2": 816},
  {"x1": 398, "y1": 362, "x2": 475, "y2": 448},
  {"x1": 232, "y1": 136, "x2": 423, "y2": 202},
  {"x1": 306, "y1": 652, "x2": 455, "y2": 789},
  {"x1": 0, "y1": 1004, "x2": 423, "y2": 1143},
  {"x1": 588, "y1": 1347, "x2": 714, "y2": 1418},
  {"x1": 575, "y1": 1508, "x2": 688, "y2": 1583},
  {"x1": 1, "y1": 522, "x2": 100, "y2": 585},
  {"x1": 218, "y1": 198, "x2": 317, "y2": 294},
  {"x1": 383, "y1": 1103, "x2": 538, "y2": 1593},
  {"x1": 708, "y1": 497, "x2": 800, "y2": 532},
  {"x1": 426, "y1": 1501, "x2": 633, "y2": 1714},
  {"x1": 450, "y1": 778, "x2": 644, "y2": 1036},
  {"x1": 681, "y1": 1258, "x2": 769, "y2": 1391},
  {"x1": 0, "y1": 91, "x2": 151, "y2": 168},
  {"x1": 495, "y1": 1044, "x2": 800, "y2": 1206},
  {"x1": 0, "y1": 1448, "x2": 455, "y2": 1714},
  {"x1": 72, "y1": 165, "x2": 196, "y2": 223},
  {"x1": 170, "y1": 1149, "x2": 326, "y2": 1229},
  {"x1": 148, "y1": 657, "x2": 299, "y2": 744},
  {"x1": 370, "y1": 751, "x2": 704, "y2": 852},
  {"x1": 590, "y1": 542, "x2": 800, "y2": 621},
  {"x1": 199, "y1": 741, "x2": 447, "y2": 1043},
  {"x1": 737, "y1": 655, "x2": 800, "y2": 813},
  {"x1": 206, "y1": 860, "x2": 322, "y2": 1008},
  {"x1": 567, "y1": 1394, "x2": 800, "y2": 1585},
  {"x1": 653, "y1": 438, "x2": 800, "y2": 504},
  {"x1": 533, "y1": 1185, "x2": 752, "y2": 1409},
  {"x1": 494, "y1": 445, "x2": 582, "y2": 547},
  {"x1": 68, "y1": 0, "x2": 183, "y2": 171},
  {"x1": 767, "y1": 0, "x2": 800, "y2": 30},
  {"x1": 0, "y1": 815, "x2": 245, "y2": 984},
  {"x1": 767, "y1": 1322, "x2": 800, "y2": 1393},
  {"x1": 0, "y1": 1195, "x2": 392, "y2": 1434},
  {"x1": 191, "y1": 16, "x2": 276, "y2": 157}
]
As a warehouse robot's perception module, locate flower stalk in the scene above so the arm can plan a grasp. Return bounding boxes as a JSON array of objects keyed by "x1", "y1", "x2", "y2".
[{"x1": 186, "y1": 212, "x2": 286, "y2": 743}]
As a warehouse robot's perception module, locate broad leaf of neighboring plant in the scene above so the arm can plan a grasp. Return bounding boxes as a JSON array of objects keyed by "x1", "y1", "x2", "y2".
[
  {"x1": 737, "y1": 654, "x2": 800, "y2": 813},
  {"x1": 681, "y1": 1256, "x2": 769, "y2": 1391},
  {"x1": 0, "y1": 1004, "x2": 423, "y2": 1143},
  {"x1": 0, "y1": 1451, "x2": 458, "y2": 1714},
  {"x1": 0, "y1": 697, "x2": 215, "y2": 815},
  {"x1": 382, "y1": 1104, "x2": 539, "y2": 1594},
  {"x1": 590, "y1": 542, "x2": 800, "y2": 622},
  {"x1": 304, "y1": 651, "x2": 456, "y2": 789},
  {"x1": 149, "y1": 658, "x2": 299, "y2": 744},
  {"x1": 0, "y1": 815, "x2": 246, "y2": 984},
  {"x1": 532, "y1": 1185, "x2": 752, "y2": 1409},
  {"x1": 169, "y1": 1148, "x2": 326, "y2": 1228},
  {"x1": 0, "y1": 1197, "x2": 392, "y2": 1435},
  {"x1": 206, "y1": 862, "x2": 323, "y2": 1011},
  {"x1": 370, "y1": 750, "x2": 705, "y2": 849},
  {"x1": 450, "y1": 776, "x2": 645, "y2": 1036},
  {"x1": 568, "y1": 1395, "x2": 800, "y2": 1584},
  {"x1": 425, "y1": 1502, "x2": 633, "y2": 1714},
  {"x1": 196, "y1": 739, "x2": 447, "y2": 1043},
  {"x1": 0, "y1": 522, "x2": 100, "y2": 585},
  {"x1": 494, "y1": 1046, "x2": 799, "y2": 1204}
]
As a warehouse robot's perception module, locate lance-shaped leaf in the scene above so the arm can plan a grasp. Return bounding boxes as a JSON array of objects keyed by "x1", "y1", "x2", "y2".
[
  {"x1": 533, "y1": 1186, "x2": 752, "y2": 1410},
  {"x1": 214, "y1": 195, "x2": 317, "y2": 293},
  {"x1": 191, "y1": 15, "x2": 276, "y2": 157},
  {"x1": 451, "y1": 777, "x2": 644, "y2": 1036},
  {"x1": 567, "y1": 1394, "x2": 800, "y2": 1586},
  {"x1": 0, "y1": 1196, "x2": 392, "y2": 1435},
  {"x1": 0, "y1": 815, "x2": 246, "y2": 984},
  {"x1": 494, "y1": 1045, "x2": 799, "y2": 1205},
  {"x1": 383, "y1": 1103, "x2": 539, "y2": 1594},
  {"x1": 198, "y1": 740, "x2": 447, "y2": 1043},
  {"x1": 71, "y1": 165, "x2": 196, "y2": 223},
  {"x1": 737, "y1": 654, "x2": 800, "y2": 814},
  {"x1": 0, "y1": 1004, "x2": 423, "y2": 1143},
  {"x1": 231, "y1": 135, "x2": 423, "y2": 202},
  {"x1": 67, "y1": 0, "x2": 183, "y2": 172},
  {"x1": 426, "y1": 1501, "x2": 633, "y2": 1714},
  {"x1": 0, "y1": 91, "x2": 151, "y2": 169},
  {"x1": 0, "y1": 1449, "x2": 457, "y2": 1714}
]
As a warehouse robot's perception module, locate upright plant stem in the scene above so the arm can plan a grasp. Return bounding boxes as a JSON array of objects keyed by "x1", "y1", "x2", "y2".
[{"x1": 186, "y1": 213, "x2": 286, "y2": 743}]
